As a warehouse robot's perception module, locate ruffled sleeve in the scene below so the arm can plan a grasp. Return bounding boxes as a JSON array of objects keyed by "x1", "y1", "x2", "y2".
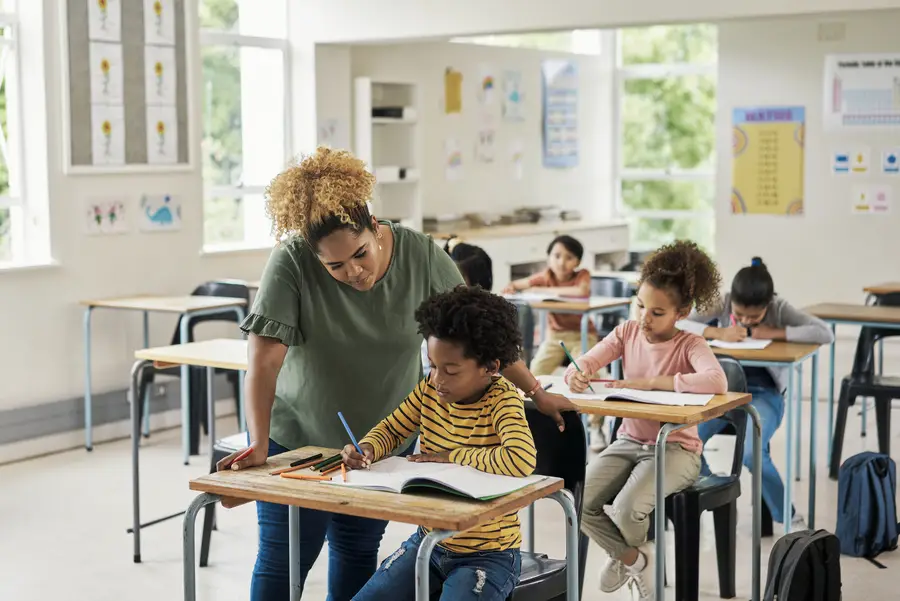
[
  {"x1": 240, "y1": 241, "x2": 304, "y2": 346},
  {"x1": 240, "y1": 313, "x2": 303, "y2": 347}
]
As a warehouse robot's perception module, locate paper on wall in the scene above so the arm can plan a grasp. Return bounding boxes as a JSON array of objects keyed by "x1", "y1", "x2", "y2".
[
  {"x1": 444, "y1": 138, "x2": 462, "y2": 181},
  {"x1": 144, "y1": 0, "x2": 176, "y2": 46},
  {"x1": 88, "y1": 0, "x2": 122, "y2": 42},
  {"x1": 852, "y1": 185, "x2": 891, "y2": 214},
  {"x1": 139, "y1": 194, "x2": 182, "y2": 231},
  {"x1": 84, "y1": 198, "x2": 129, "y2": 235},
  {"x1": 144, "y1": 45, "x2": 177, "y2": 106},
  {"x1": 91, "y1": 104, "x2": 125, "y2": 165},
  {"x1": 89, "y1": 41, "x2": 124, "y2": 105},
  {"x1": 146, "y1": 105, "x2": 179, "y2": 164}
]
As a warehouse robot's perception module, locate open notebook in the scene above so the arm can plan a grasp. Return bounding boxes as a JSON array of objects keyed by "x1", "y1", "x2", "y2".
[
  {"x1": 540, "y1": 376, "x2": 714, "y2": 407},
  {"x1": 503, "y1": 292, "x2": 572, "y2": 303},
  {"x1": 708, "y1": 339, "x2": 772, "y2": 350},
  {"x1": 324, "y1": 456, "x2": 546, "y2": 501}
]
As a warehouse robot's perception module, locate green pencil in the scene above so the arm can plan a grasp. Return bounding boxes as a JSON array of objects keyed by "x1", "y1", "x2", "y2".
[{"x1": 558, "y1": 341, "x2": 596, "y2": 393}]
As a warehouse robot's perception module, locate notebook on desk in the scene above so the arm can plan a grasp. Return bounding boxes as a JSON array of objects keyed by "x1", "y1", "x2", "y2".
[
  {"x1": 708, "y1": 339, "x2": 772, "y2": 350},
  {"x1": 503, "y1": 292, "x2": 570, "y2": 303},
  {"x1": 323, "y1": 456, "x2": 546, "y2": 501},
  {"x1": 539, "y1": 376, "x2": 713, "y2": 407}
]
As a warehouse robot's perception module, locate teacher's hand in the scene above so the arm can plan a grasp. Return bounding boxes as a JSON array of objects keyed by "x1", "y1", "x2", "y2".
[
  {"x1": 342, "y1": 442, "x2": 374, "y2": 470},
  {"x1": 532, "y1": 388, "x2": 580, "y2": 432},
  {"x1": 215, "y1": 441, "x2": 268, "y2": 508}
]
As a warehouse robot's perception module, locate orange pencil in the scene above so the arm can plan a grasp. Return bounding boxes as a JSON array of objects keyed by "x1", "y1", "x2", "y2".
[
  {"x1": 280, "y1": 472, "x2": 332, "y2": 481},
  {"x1": 321, "y1": 462, "x2": 342, "y2": 476},
  {"x1": 341, "y1": 462, "x2": 347, "y2": 482},
  {"x1": 269, "y1": 457, "x2": 322, "y2": 476}
]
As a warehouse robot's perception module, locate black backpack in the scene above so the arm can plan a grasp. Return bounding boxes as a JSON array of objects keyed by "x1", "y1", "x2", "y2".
[{"x1": 763, "y1": 530, "x2": 841, "y2": 601}]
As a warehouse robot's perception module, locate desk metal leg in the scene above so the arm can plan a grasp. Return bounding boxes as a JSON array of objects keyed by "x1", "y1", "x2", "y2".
[
  {"x1": 579, "y1": 313, "x2": 590, "y2": 355},
  {"x1": 183, "y1": 493, "x2": 221, "y2": 601},
  {"x1": 744, "y1": 404, "x2": 763, "y2": 601},
  {"x1": 131, "y1": 359, "x2": 152, "y2": 563},
  {"x1": 549, "y1": 489, "x2": 579, "y2": 601},
  {"x1": 809, "y1": 352, "x2": 819, "y2": 529},
  {"x1": 654, "y1": 423, "x2": 681, "y2": 601},
  {"x1": 141, "y1": 311, "x2": 152, "y2": 437},
  {"x1": 784, "y1": 366, "x2": 795, "y2": 535},
  {"x1": 206, "y1": 366, "x2": 216, "y2": 460},
  {"x1": 179, "y1": 314, "x2": 191, "y2": 465},
  {"x1": 416, "y1": 529, "x2": 453, "y2": 601},
  {"x1": 795, "y1": 363, "x2": 803, "y2": 480},
  {"x1": 526, "y1": 504, "x2": 535, "y2": 553},
  {"x1": 289, "y1": 505, "x2": 302, "y2": 601},
  {"x1": 827, "y1": 324, "x2": 836, "y2": 454},
  {"x1": 83, "y1": 306, "x2": 94, "y2": 451}
]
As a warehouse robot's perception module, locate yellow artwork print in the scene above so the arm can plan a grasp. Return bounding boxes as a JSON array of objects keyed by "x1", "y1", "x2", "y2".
[{"x1": 731, "y1": 107, "x2": 806, "y2": 216}]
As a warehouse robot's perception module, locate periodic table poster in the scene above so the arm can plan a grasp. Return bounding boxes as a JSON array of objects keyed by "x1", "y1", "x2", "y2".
[{"x1": 731, "y1": 106, "x2": 806, "y2": 215}]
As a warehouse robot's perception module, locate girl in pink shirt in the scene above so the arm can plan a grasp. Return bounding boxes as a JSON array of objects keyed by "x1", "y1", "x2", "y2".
[{"x1": 564, "y1": 241, "x2": 727, "y2": 601}]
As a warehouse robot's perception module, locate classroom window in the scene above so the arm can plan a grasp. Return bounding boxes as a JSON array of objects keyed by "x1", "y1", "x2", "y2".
[
  {"x1": 200, "y1": 0, "x2": 289, "y2": 251},
  {"x1": 0, "y1": 7, "x2": 26, "y2": 266},
  {"x1": 615, "y1": 24, "x2": 717, "y2": 252}
]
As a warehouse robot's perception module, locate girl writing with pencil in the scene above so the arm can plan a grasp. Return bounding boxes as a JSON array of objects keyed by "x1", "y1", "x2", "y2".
[
  {"x1": 566, "y1": 241, "x2": 727, "y2": 601},
  {"x1": 677, "y1": 256, "x2": 833, "y2": 531},
  {"x1": 214, "y1": 147, "x2": 578, "y2": 601}
]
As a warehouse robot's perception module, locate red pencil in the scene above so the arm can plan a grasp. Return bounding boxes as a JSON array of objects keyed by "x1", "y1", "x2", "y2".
[
  {"x1": 590, "y1": 378, "x2": 615, "y2": 383},
  {"x1": 227, "y1": 447, "x2": 254, "y2": 469}
]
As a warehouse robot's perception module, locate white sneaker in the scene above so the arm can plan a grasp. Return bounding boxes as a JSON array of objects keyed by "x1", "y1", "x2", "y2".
[
  {"x1": 599, "y1": 555, "x2": 628, "y2": 592},
  {"x1": 626, "y1": 545, "x2": 655, "y2": 601},
  {"x1": 790, "y1": 514, "x2": 808, "y2": 532}
]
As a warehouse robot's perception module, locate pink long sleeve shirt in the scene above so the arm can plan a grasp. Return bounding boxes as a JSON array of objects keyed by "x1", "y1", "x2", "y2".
[{"x1": 564, "y1": 321, "x2": 728, "y2": 454}]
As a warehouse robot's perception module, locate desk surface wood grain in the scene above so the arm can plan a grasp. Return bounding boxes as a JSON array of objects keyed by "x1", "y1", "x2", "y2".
[
  {"x1": 81, "y1": 295, "x2": 247, "y2": 313},
  {"x1": 805, "y1": 302, "x2": 900, "y2": 325},
  {"x1": 134, "y1": 339, "x2": 248, "y2": 371},
  {"x1": 711, "y1": 341, "x2": 821, "y2": 363}
]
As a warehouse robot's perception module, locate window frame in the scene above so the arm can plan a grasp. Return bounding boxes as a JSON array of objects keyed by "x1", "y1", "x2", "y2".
[
  {"x1": 0, "y1": 7, "x2": 29, "y2": 264},
  {"x1": 199, "y1": 19, "x2": 291, "y2": 251},
  {"x1": 612, "y1": 27, "x2": 717, "y2": 251}
]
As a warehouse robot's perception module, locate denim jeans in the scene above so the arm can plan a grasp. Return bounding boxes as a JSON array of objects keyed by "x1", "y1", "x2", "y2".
[
  {"x1": 353, "y1": 529, "x2": 522, "y2": 601},
  {"x1": 697, "y1": 372, "x2": 793, "y2": 523},
  {"x1": 251, "y1": 439, "x2": 393, "y2": 601}
]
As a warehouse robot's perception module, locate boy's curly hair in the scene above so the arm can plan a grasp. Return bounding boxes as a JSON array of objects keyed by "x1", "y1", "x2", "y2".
[
  {"x1": 639, "y1": 240, "x2": 721, "y2": 313},
  {"x1": 265, "y1": 147, "x2": 376, "y2": 242},
  {"x1": 415, "y1": 286, "x2": 522, "y2": 370}
]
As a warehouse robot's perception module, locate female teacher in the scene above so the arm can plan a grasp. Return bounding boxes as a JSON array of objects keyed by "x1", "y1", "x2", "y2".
[{"x1": 218, "y1": 147, "x2": 575, "y2": 601}]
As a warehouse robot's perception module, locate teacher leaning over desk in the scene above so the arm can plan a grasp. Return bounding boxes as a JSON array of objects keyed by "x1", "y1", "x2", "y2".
[{"x1": 216, "y1": 147, "x2": 578, "y2": 601}]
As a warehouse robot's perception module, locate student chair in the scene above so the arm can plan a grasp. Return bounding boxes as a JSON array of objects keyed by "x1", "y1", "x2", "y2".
[
  {"x1": 828, "y1": 296, "x2": 900, "y2": 479},
  {"x1": 510, "y1": 405, "x2": 588, "y2": 601},
  {"x1": 199, "y1": 432, "x2": 248, "y2": 567},
  {"x1": 608, "y1": 356, "x2": 750, "y2": 600},
  {"x1": 509, "y1": 299, "x2": 536, "y2": 366},
  {"x1": 136, "y1": 280, "x2": 250, "y2": 454},
  {"x1": 589, "y1": 276, "x2": 633, "y2": 338}
]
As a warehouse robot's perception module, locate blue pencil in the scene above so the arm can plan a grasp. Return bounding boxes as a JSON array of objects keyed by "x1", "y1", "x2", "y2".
[
  {"x1": 338, "y1": 411, "x2": 364, "y2": 457},
  {"x1": 558, "y1": 341, "x2": 597, "y2": 393}
]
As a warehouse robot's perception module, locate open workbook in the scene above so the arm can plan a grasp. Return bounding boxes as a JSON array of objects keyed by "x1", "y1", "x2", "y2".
[
  {"x1": 708, "y1": 339, "x2": 772, "y2": 350},
  {"x1": 540, "y1": 376, "x2": 714, "y2": 407},
  {"x1": 324, "y1": 456, "x2": 547, "y2": 501}
]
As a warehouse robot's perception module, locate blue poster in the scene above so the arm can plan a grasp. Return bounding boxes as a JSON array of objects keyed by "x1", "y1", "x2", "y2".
[{"x1": 541, "y1": 60, "x2": 578, "y2": 168}]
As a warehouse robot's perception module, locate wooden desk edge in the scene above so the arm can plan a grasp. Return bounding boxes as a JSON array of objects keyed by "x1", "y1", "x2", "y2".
[
  {"x1": 80, "y1": 297, "x2": 247, "y2": 310},
  {"x1": 188, "y1": 476, "x2": 564, "y2": 532},
  {"x1": 572, "y1": 392, "x2": 752, "y2": 425}
]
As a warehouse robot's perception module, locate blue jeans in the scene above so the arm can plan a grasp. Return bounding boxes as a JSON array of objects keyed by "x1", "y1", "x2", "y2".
[
  {"x1": 353, "y1": 529, "x2": 521, "y2": 601},
  {"x1": 697, "y1": 380, "x2": 793, "y2": 524},
  {"x1": 251, "y1": 439, "x2": 391, "y2": 601}
]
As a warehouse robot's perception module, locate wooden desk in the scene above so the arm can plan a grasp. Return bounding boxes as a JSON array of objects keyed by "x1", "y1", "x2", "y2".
[
  {"x1": 543, "y1": 376, "x2": 760, "y2": 601},
  {"x1": 805, "y1": 302, "x2": 900, "y2": 477},
  {"x1": 81, "y1": 295, "x2": 247, "y2": 459},
  {"x1": 182, "y1": 448, "x2": 577, "y2": 601},
  {"x1": 128, "y1": 339, "x2": 248, "y2": 565},
  {"x1": 863, "y1": 282, "x2": 900, "y2": 296},
  {"x1": 710, "y1": 341, "x2": 822, "y2": 532}
]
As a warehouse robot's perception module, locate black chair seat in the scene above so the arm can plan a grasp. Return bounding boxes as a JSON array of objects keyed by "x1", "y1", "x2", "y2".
[
  {"x1": 685, "y1": 474, "x2": 742, "y2": 510},
  {"x1": 510, "y1": 553, "x2": 566, "y2": 601},
  {"x1": 843, "y1": 374, "x2": 900, "y2": 394}
]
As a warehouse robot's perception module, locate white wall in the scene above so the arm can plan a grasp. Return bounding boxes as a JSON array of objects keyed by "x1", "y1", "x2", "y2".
[
  {"x1": 0, "y1": 1, "x2": 271, "y2": 412},
  {"x1": 717, "y1": 11, "x2": 900, "y2": 392},
  {"x1": 326, "y1": 42, "x2": 613, "y2": 219},
  {"x1": 296, "y1": 0, "x2": 898, "y2": 44}
]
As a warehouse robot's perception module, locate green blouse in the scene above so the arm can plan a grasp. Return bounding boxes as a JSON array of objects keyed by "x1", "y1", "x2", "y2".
[{"x1": 240, "y1": 222, "x2": 464, "y2": 451}]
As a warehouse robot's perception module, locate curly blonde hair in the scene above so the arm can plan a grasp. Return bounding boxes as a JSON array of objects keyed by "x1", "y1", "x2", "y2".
[
  {"x1": 639, "y1": 240, "x2": 722, "y2": 312},
  {"x1": 265, "y1": 147, "x2": 376, "y2": 241}
]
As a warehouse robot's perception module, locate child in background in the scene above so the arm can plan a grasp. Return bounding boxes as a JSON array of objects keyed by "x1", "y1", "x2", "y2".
[
  {"x1": 677, "y1": 256, "x2": 833, "y2": 531},
  {"x1": 567, "y1": 240, "x2": 727, "y2": 601},
  {"x1": 345, "y1": 286, "x2": 536, "y2": 601},
  {"x1": 504, "y1": 235, "x2": 596, "y2": 376}
]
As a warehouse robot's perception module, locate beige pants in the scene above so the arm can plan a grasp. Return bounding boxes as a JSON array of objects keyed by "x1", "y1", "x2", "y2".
[
  {"x1": 581, "y1": 439, "x2": 701, "y2": 558},
  {"x1": 529, "y1": 329, "x2": 599, "y2": 377}
]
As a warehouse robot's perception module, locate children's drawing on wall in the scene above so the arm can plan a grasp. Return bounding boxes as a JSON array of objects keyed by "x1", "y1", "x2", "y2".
[
  {"x1": 478, "y1": 64, "x2": 496, "y2": 107},
  {"x1": 883, "y1": 149, "x2": 899, "y2": 174},
  {"x1": 145, "y1": 105, "x2": 178, "y2": 164},
  {"x1": 851, "y1": 147, "x2": 870, "y2": 173},
  {"x1": 502, "y1": 70, "x2": 524, "y2": 122},
  {"x1": 144, "y1": 45, "x2": 177, "y2": 106},
  {"x1": 89, "y1": 41, "x2": 124, "y2": 105},
  {"x1": 89, "y1": 0, "x2": 122, "y2": 42},
  {"x1": 139, "y1": 194, "x2": 182, "y2": 231},
  {"x1": 84, "y1": 198, "x2": 129, "y2": 235},
  {"x1": 510, "y1": 139, "x2": 524, "y2": 180},
  {"x1": 475, "y1": 128, "x2": 496, "y2": 164},
  {"x1": 144, "y1": 0, "x2": 175, "y2": 46},
  {"x1": 90, "y1": 105, "x2": 125, "y2": 165},
  {"x1": 852, "y1": 185, "x2": 892, "y2": 214},
  {"x1": 832, "y1": 151, "x2": 850, "y2": 174},
  {"x1": 444, "y1": 67, "x2": 463, "y2": 114},
  {"x1": 444, "y1": 138, "x2": 463, "y2": 181}
]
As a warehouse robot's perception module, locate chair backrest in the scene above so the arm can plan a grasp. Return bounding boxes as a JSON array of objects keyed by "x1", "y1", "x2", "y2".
[
  {"x1": 590, "y1": 276, "x2": 633, "y2": 298},
  {"x1": 524, "y1": 402, "x2": 587, "y2": 512},
  {"x1": 509, "y1": 300, "x2": 536, "y2": 366},
  {"x1": 169, "y1": 280, "x2": 251, "y2": 345},
  {"x1": 609, "y1": 356, "x2": 749, "y2": 477}
]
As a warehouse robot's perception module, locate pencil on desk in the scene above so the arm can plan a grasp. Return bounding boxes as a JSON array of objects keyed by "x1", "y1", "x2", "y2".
[
  {"x1": 341, "y1": 462, "x2": 347, "y2": 482},
  {"x1": 280, "y1": 472, "x2": 333, "y2": 481},
  {"x1": 310, "y1": 453, "x2": 342, "y2": 471},
  {"x1": 269, "y1": 457, "x2": 322, "y2": 476},
  {"x1": 321, "y1": 462, "x2": 342, "y2": 476}
]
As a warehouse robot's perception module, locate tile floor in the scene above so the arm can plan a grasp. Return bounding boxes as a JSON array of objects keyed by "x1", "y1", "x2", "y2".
[{"x1": 1, "y1": 400, "x2": 897, "y2": 601}]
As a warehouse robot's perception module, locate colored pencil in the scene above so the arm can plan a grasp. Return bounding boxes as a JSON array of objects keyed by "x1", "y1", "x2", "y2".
[
  {"x1": 310, "y1": 453, "x2": 342, "y2": 471},
  {"x1": 280, "y1": 472, "x2": 332, "y2": 481},
  {"x1": 269, "y1": 457, "x2": 323, "y2": 476},
  {"x1": 321, "y1": 462, "x2": 342, "y2": 476},
  {"x1": 227, "y1": 447, "x2": 254, "y2": 469},
  {"x1": 558, "y1": 341, "x2": 596, "y2": 393},
  {"x1": 341, "y1": 462, "x2": 347, "y2": 482}
]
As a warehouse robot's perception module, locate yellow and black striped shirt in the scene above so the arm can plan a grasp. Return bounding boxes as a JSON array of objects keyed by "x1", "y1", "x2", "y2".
[{"x1": 359, "y1": 376, "x2": 537, "y2": 553}]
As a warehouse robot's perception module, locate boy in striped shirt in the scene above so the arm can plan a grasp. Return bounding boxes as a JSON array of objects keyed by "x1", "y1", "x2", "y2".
[{"x1": 344, "y1": 285, "x2": 537, "y2": 601}]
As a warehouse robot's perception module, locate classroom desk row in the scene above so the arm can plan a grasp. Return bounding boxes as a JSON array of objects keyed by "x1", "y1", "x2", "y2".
[{"x1": 124, "y1": 338, "x2": 760, "y2": 601}]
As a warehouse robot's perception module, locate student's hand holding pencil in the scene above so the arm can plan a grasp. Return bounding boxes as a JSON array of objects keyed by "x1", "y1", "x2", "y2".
[
  {"x1": 341, "y1": 442, "x2": 374, "y2": 470},
  {"x1": 568, "y1": 370, "x2": 592, "y2": 394}
]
